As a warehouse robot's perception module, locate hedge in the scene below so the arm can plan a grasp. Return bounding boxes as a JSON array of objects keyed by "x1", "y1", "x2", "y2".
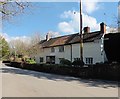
[{"x1": 9, "y1": 62, "x2": 120, "y2": 81}]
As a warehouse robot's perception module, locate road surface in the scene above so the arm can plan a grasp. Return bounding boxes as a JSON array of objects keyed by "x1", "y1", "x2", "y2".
[{"x1": 0, "y1": 63, "x2": 118, "y2": 97}]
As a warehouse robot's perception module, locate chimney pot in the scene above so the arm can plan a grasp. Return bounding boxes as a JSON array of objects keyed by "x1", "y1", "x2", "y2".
[
  {"x1": 100, "y1": 22, "x2": 106, "y2": 34},
  {"x1": 84, "y1": 27, "x2": 90, "y2": 34},
  {"x1": 46, "y1": 33, "x2": 51, "y2": 41}
]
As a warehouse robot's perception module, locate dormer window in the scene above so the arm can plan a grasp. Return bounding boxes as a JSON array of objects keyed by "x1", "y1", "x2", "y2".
[{"x1": 51, "y1": 47, "x2": 55, "y2": 53}]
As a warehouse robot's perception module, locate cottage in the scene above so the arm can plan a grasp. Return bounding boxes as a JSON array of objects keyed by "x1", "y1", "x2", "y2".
[{"x1": 31, "y1": 22, "x2": 108, "y2": 65}]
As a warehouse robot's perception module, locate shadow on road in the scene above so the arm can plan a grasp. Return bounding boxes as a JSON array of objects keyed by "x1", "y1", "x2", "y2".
[{"x1": 1, "y1": 66, "x2": 118, "y2": 89}]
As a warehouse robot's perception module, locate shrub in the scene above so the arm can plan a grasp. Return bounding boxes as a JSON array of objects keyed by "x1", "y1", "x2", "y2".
[
  {"x1": 60, "y1": 59, "x2": 72, "y2": 66},
  {"x1": 72, "y1": 60, "x2": 84, "y2": 67},
  {"x1": 26, "y1": 58, "x2": 36, "y2": 64},
  {"x1": 2, "y1": 60, "x2": 10, "y2": 63},
  {"x1": 104, "y1": 61, "x2": 109, "y2": 64}
]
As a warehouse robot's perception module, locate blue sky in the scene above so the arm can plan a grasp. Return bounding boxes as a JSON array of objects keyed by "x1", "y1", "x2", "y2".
[{"x1": 2, "y1": 2, "x2": 119, "y2": 41}]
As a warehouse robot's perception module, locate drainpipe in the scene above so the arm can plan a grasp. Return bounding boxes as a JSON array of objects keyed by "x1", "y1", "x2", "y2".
[{"x1": 70, "y1": 44, "x2": 72, "y2": 62}]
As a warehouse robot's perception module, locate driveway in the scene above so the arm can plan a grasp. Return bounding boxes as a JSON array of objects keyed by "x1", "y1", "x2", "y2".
[{"x1": 1, "y1": 63, "x2": 118, "y2": 97}]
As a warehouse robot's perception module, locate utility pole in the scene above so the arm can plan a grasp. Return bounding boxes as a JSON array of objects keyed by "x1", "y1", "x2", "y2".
[
  {"x1": 80, "y1": 0, "x2": 83, "y2": 62},
  {"x1": 118, "y1": 1, "x2": 120, "y2": 32}
]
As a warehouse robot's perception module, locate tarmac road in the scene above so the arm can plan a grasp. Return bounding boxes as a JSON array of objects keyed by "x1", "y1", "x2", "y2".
[{"x1": 0, "y1": 63, "x2": 118, "y2": 97}]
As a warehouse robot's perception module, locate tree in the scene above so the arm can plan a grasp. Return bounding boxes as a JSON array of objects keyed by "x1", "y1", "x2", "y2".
[
  {"x1": 0, "y1": 0, "x2": 31, "y2": 20},
  {"x1": 8, "y1": 32, "x2": 43, "y2": 60},
  {"x1": 9, "y1": 39, "x2": 29, "y2": 58},
  {"x1": 0, "y1": 35, "x2": 10, "y2": 60},
  {"x1": 30, "y1": 32, "x2": 41, "y2": 46},
  {"x1": 28, "y1": 32, "x2": 42, "y2": 57}
]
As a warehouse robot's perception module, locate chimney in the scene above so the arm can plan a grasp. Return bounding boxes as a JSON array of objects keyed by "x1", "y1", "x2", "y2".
[
  {"x1": 46, "y1": 33, "x2": 50, "y2": 41},
  {"x1": 100, "y1": 22, "x2": 106, "y2": 34},
  {"x1": 84, "y1": 27, "x2": 90, "y2": 34}
]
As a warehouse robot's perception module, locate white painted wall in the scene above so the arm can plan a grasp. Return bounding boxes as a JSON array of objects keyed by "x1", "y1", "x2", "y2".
[
  {"x1": 83, "y1": 40, "x2": 104, "y2": 64},
  {"x1": 71, "y1": 39, "x2": 105, "y2": 64},
  {"x1": 72, "y1": 44, "x2": 80, "y2": 62},
  {"x1": 41, "y1": 45, "x2": 71, "y2": 64},
  {"x1": 33, "y1": 39, "x2": 106, "y2": 64}
]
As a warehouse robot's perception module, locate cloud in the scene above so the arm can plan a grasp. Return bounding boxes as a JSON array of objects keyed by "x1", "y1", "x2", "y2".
[
  {"x1": 58, "y1": 22, "x2": 75, "y2": 33},
  {"x1": 106, "y1": 27, "x2": 118, "y2": 33},
  {"x1": 1, "y1": 33, "x2": 31, "y2": 45},
  {"x1": 48, "y1": 31, "x2": 60, "y2": 38},
  {"x1": 43, "y1": 31, "x2": 60, "y2": 39},
  {"x1": 82, "y1": 12, "x2": 100, "y2": 31},
  {"x1": 58, "y1": 1, "x2": 102, "y2": 34},
  {"x1": 58, "y1": 10, "x2": 101, "y2": 34},
  {"x1": 59, "y1": 10, "x2": 79, "y2": 34},
  {"x1": 82, "y1": 0, "x2": 100, "y2": 14}
]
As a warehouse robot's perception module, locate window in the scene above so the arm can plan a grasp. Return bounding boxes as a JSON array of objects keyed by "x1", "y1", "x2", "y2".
[
  {"x1": 59, "y1": 46, "x2": 64, "y2": 52},
  {"x1": 46, "y1": 56, "x2": 55, "y2": 64},
  {"x1": 59, "y1": 58, "x2": 64, "y2": 62},
  {"x1": 40, "y1": 57, "x2": 44, "y2": 63},
  {"x1": 51, "y1": 47, "x2": 55, "y2": 53},
  {"x1": 74, "y1": 58, "x2": 80, "y2": 61},
  {"x1": 86, "y1": 57, "x2": 93, "y2": 64}
]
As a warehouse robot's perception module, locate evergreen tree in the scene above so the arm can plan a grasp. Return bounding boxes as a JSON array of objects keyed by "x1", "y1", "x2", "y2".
[{"x1": 0, "y1": 36, "x2": 10, "y2": 60}]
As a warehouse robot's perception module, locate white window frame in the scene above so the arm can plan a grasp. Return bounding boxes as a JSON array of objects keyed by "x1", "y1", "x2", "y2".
[
  {"x1": 74, "y1": 58, "x2": 80, "y2": 61},
  {"x1": 86, "y1": 57, "x2": 93, "y2": 64},
  {"x1": 59, "y1": 46, "x2": 64, "y2": 52}
]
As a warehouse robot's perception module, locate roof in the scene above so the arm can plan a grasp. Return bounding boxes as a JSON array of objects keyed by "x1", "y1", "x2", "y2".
[{"x1": 40, "y1": 31, "x2": 103, "y2": 48}]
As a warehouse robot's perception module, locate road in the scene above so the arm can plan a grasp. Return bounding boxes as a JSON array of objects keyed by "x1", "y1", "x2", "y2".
[{"x1": 0, "y1": 63, "x2": 118, "y2": 97}]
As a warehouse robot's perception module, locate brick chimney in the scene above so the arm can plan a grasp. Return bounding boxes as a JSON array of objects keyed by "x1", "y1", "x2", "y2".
[
  {"x1": 46, "y1": 32, "x2": 51, "y2": 41},
  {"x1": 84, "y1": 27, "x2": 90, "y2": 34},
  {"x1": 100, "y1": 22, "x2": 106, "y2": 34}
]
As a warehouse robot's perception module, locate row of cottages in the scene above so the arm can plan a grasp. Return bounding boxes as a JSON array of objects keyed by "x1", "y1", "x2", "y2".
[{"x1": 32, "y1": 22, "x2": 108, "y2": 65}]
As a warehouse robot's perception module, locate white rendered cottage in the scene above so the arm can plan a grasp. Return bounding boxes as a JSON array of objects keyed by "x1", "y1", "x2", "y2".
[{"x1": 31, "y1": 22, "x2": 108, "y2": 65}]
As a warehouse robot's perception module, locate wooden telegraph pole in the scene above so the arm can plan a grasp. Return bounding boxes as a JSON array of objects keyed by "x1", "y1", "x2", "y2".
[{"x1": 80, "y1": 0, "x2": 83, "y2": 62}]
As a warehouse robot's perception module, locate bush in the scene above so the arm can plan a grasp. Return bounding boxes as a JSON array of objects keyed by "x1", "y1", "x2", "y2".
[
  {"x1": 9, "y1": 61, "x2": 119, "y2": 81},
  {"x1": 2, "y1": 60, "x2": 10, "y2": 63},
  {"x1": 72, "y1": 60, "x2": 84, "y2": 67},
  {"x1": 60, "y1": 59, "x2": 72, "y2": 66},
  {"x1": 26, "y1": 58, "x2": 36, "y2": 64}
]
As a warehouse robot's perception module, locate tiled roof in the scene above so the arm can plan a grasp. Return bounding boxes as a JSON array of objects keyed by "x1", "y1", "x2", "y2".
[{"x1": 40, "y1": 31, "x2": 103, "y2": 48}]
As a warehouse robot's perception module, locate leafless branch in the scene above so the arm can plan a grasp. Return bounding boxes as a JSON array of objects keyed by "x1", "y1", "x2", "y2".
[{"x1": 1, "y1": 1, "x2": 31, "y2": 20}]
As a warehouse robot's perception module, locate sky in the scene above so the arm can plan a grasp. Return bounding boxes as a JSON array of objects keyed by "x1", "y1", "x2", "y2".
[{"x1": 2, "y1": 1, "x2": 119, "y2": 43}]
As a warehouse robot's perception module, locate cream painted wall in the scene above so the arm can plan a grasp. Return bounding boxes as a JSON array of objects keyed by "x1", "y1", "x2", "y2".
[
  {"x1": 41, "y1": 45, "x2": 71, "y2": 64},
  {"x1": 72, "y1": 44, "x2": 80, "y2": 62},
  {"x1": 71, "y1": 39, "x2": 105, "y2": 64},
  {"x1": 33, "y1": 39, "x2": 107, "y2": 64},
  {"x1": 83, "y1": 40, "x2": 104, "y2": 64}
]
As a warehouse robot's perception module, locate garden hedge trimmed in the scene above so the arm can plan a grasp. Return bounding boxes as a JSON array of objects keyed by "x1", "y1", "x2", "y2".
[{"x1": 9, "y1": 62, "x2": 120, "y2": 81}]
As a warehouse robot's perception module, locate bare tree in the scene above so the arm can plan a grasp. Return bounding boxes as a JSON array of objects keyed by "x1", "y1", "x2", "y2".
[
  {"x1": 9, "y1": 39, "x2": 29, "y2": 58},
  {"x1": 28, "y1": 32, "x2": 43, "y2": 57},
  {"x1": 30, "y1": 32, "x2": 41, "y2": 46},
  {"x1": 0, "y1": 0, "x2": 31, "y2": 20},
  {"x1": 6, "y1": 32, "x2": 43, "y2": 60}
]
